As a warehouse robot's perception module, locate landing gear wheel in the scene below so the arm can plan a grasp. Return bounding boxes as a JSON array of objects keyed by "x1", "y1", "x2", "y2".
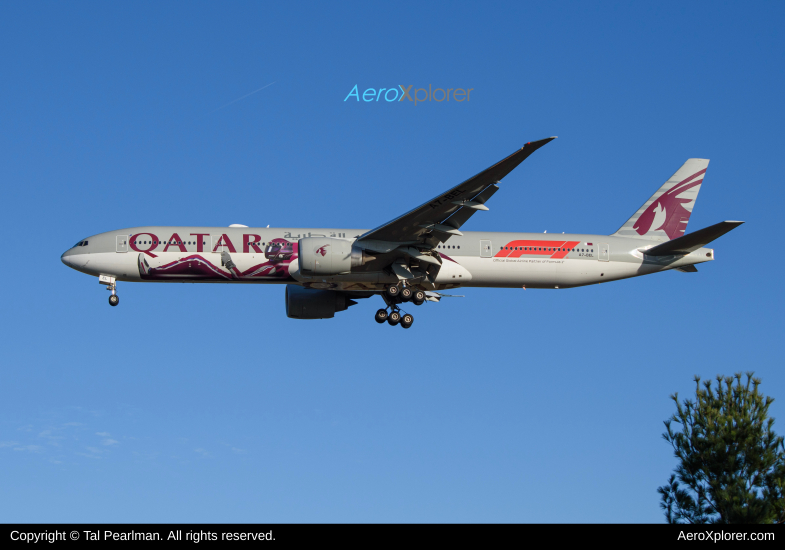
[
  {"x1": 412, "y1": 290, "x2": 425, "y2": 305},
  {"x1": 108, "y1": 295, "x2": 119, "y2": 307},
  {"x1": 374, "y1": 309, "x2": 388, "y2": 324},
  {"x1": 400, "y1": 287, "x2": 413, "y2": 302},
  {"x1": 386, "y1": 285, "x2": 400, "y2": 299},
  {"x1": 388, "y1": 310, "x2": 401, "y2": 326},
  {"x1": 401, "y1": 313, "x2": 414, "y2": 329}
]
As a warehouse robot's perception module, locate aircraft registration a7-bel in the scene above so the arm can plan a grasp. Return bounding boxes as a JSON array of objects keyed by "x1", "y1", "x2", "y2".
[{"x1": 61, "y1": 137, "x2": 742, "y2": 328}]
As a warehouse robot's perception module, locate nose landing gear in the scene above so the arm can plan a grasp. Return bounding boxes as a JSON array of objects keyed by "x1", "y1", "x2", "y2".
[{"x1": 100, "y1": 275, "x2": 119, "y2": 307}]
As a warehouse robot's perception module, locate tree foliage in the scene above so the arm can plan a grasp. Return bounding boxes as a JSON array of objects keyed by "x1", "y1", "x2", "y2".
[{"x1": 658, "y1": 372, "x2": 785, "y2": 523}]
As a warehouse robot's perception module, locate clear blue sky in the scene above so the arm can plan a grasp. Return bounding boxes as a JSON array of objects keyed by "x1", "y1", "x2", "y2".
[{"x1": 1, "y1": 1, "x2": 783, "y2": 522}]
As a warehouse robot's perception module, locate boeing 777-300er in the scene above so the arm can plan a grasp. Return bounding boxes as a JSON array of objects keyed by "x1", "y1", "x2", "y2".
[{"x1": 61, "y1": 137, "x2": 743, "y2": 328}]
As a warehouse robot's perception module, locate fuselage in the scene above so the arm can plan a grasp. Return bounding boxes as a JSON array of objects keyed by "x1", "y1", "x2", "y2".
[{"x1": 60, "y1": 226, "x2": 714, "y2": 291}]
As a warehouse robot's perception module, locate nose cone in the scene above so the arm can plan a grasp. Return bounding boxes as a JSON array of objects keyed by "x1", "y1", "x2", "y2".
[{"x1": 61, "y1": 249, "x2": 77, "y2": 268}]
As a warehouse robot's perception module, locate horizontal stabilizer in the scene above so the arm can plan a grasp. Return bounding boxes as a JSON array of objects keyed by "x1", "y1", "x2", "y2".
[
  {"x1": 675, "y1": 265, "x2": 698, "y2": 273},
  {"x1": 645, "y1": 221, "x2": 744, "y2": 256}
]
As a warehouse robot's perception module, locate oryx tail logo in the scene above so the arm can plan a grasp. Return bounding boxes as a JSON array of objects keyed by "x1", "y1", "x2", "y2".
[
  {"x1": 634, "y1": 169, "x2": 706, "y2": 240},
  {"x1": 315, "y1": 245, "x2": 329, "y2": 256},
  {"x1": 345, "y1": 85, "x2": 474, "y2": 105}
]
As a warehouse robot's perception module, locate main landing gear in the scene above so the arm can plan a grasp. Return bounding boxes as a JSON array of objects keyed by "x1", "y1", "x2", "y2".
[
  {"x1": 385, "y1": 284, "x2": 425, "y2": 306},
  {"x1": 375, "y1": 307, "x2": 413, "y2": 329},
  {"x1": 375, "y1": 284, "x2": 425, "y2": 328}
]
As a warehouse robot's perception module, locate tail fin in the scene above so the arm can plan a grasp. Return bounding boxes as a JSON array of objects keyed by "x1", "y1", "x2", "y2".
[{"x1": 613, "y1": 159, "x2": 709, "y2": 241}]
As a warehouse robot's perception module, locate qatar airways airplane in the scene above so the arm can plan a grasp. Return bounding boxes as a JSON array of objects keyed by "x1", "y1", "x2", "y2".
[{"x1": 61, "y1": 137, "x2": 742, "y2": 328}]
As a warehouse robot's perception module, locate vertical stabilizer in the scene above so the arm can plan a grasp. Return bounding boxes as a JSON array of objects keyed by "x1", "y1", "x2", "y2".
[{"x1": 613, "y1": 159, "x2": 709, "y2": 241}]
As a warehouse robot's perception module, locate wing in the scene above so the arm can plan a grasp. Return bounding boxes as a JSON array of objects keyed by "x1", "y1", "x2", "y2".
[{"x1": 356, "y1": 137, "x2": 556, "y2": 252}]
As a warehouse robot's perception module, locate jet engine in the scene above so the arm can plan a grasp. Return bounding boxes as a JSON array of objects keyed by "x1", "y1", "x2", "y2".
[
  {"x1": 285, "y1": 284, "x2": 357, "y2": 319},
  {"x1": 298, "y1": 237, "x2": 373, "y2": 276}
]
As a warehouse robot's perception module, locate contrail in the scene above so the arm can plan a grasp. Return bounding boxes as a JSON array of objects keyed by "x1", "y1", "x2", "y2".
[{"x1": 210, "y1": 81, "x2": 276, "y2": 113}]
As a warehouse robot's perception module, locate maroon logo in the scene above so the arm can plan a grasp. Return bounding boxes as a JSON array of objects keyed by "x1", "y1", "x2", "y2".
[
  {"x1": 315, "y1": 245, "x2": 329, "y2": 256},
  {"x1": 634, "y1": 169, "x2": 705, "y2": 240}
]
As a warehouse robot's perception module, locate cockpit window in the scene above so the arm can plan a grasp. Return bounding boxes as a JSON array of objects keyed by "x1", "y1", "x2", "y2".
[
  {"x1": 82, "y1": 241, "x2": 88, "y2": 246},
  {"x1": 74, "y1": 241, "x2": 83, "y2": 247}
]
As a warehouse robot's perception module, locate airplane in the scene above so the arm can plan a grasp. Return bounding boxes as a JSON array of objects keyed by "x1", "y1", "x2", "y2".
[{"x1": 61, "y1": 137, "x2": 743, "y2": 328}]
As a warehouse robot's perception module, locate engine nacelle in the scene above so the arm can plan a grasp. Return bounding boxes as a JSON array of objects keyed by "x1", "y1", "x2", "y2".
[
  {"x1": 298, "y1": 237, "x2": 371, "y2": 276},
  {"x1": 285, "y1": 284, "x2": 357, "y2": 319}
]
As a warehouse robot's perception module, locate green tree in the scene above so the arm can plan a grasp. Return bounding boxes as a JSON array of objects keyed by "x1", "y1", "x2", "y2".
[{"x1": 658, "y1": 372, "x2": 785, "y2": 523}]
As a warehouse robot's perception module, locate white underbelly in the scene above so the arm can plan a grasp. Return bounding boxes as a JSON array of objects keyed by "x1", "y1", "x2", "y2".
[{"x1": 456, "y1": 257, "x2": 647, "y2": 288}]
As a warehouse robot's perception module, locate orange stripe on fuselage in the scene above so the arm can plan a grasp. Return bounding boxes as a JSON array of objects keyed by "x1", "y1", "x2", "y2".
[{"x1": 494, "y1": 240, "x2": 581, "y2": 259}]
